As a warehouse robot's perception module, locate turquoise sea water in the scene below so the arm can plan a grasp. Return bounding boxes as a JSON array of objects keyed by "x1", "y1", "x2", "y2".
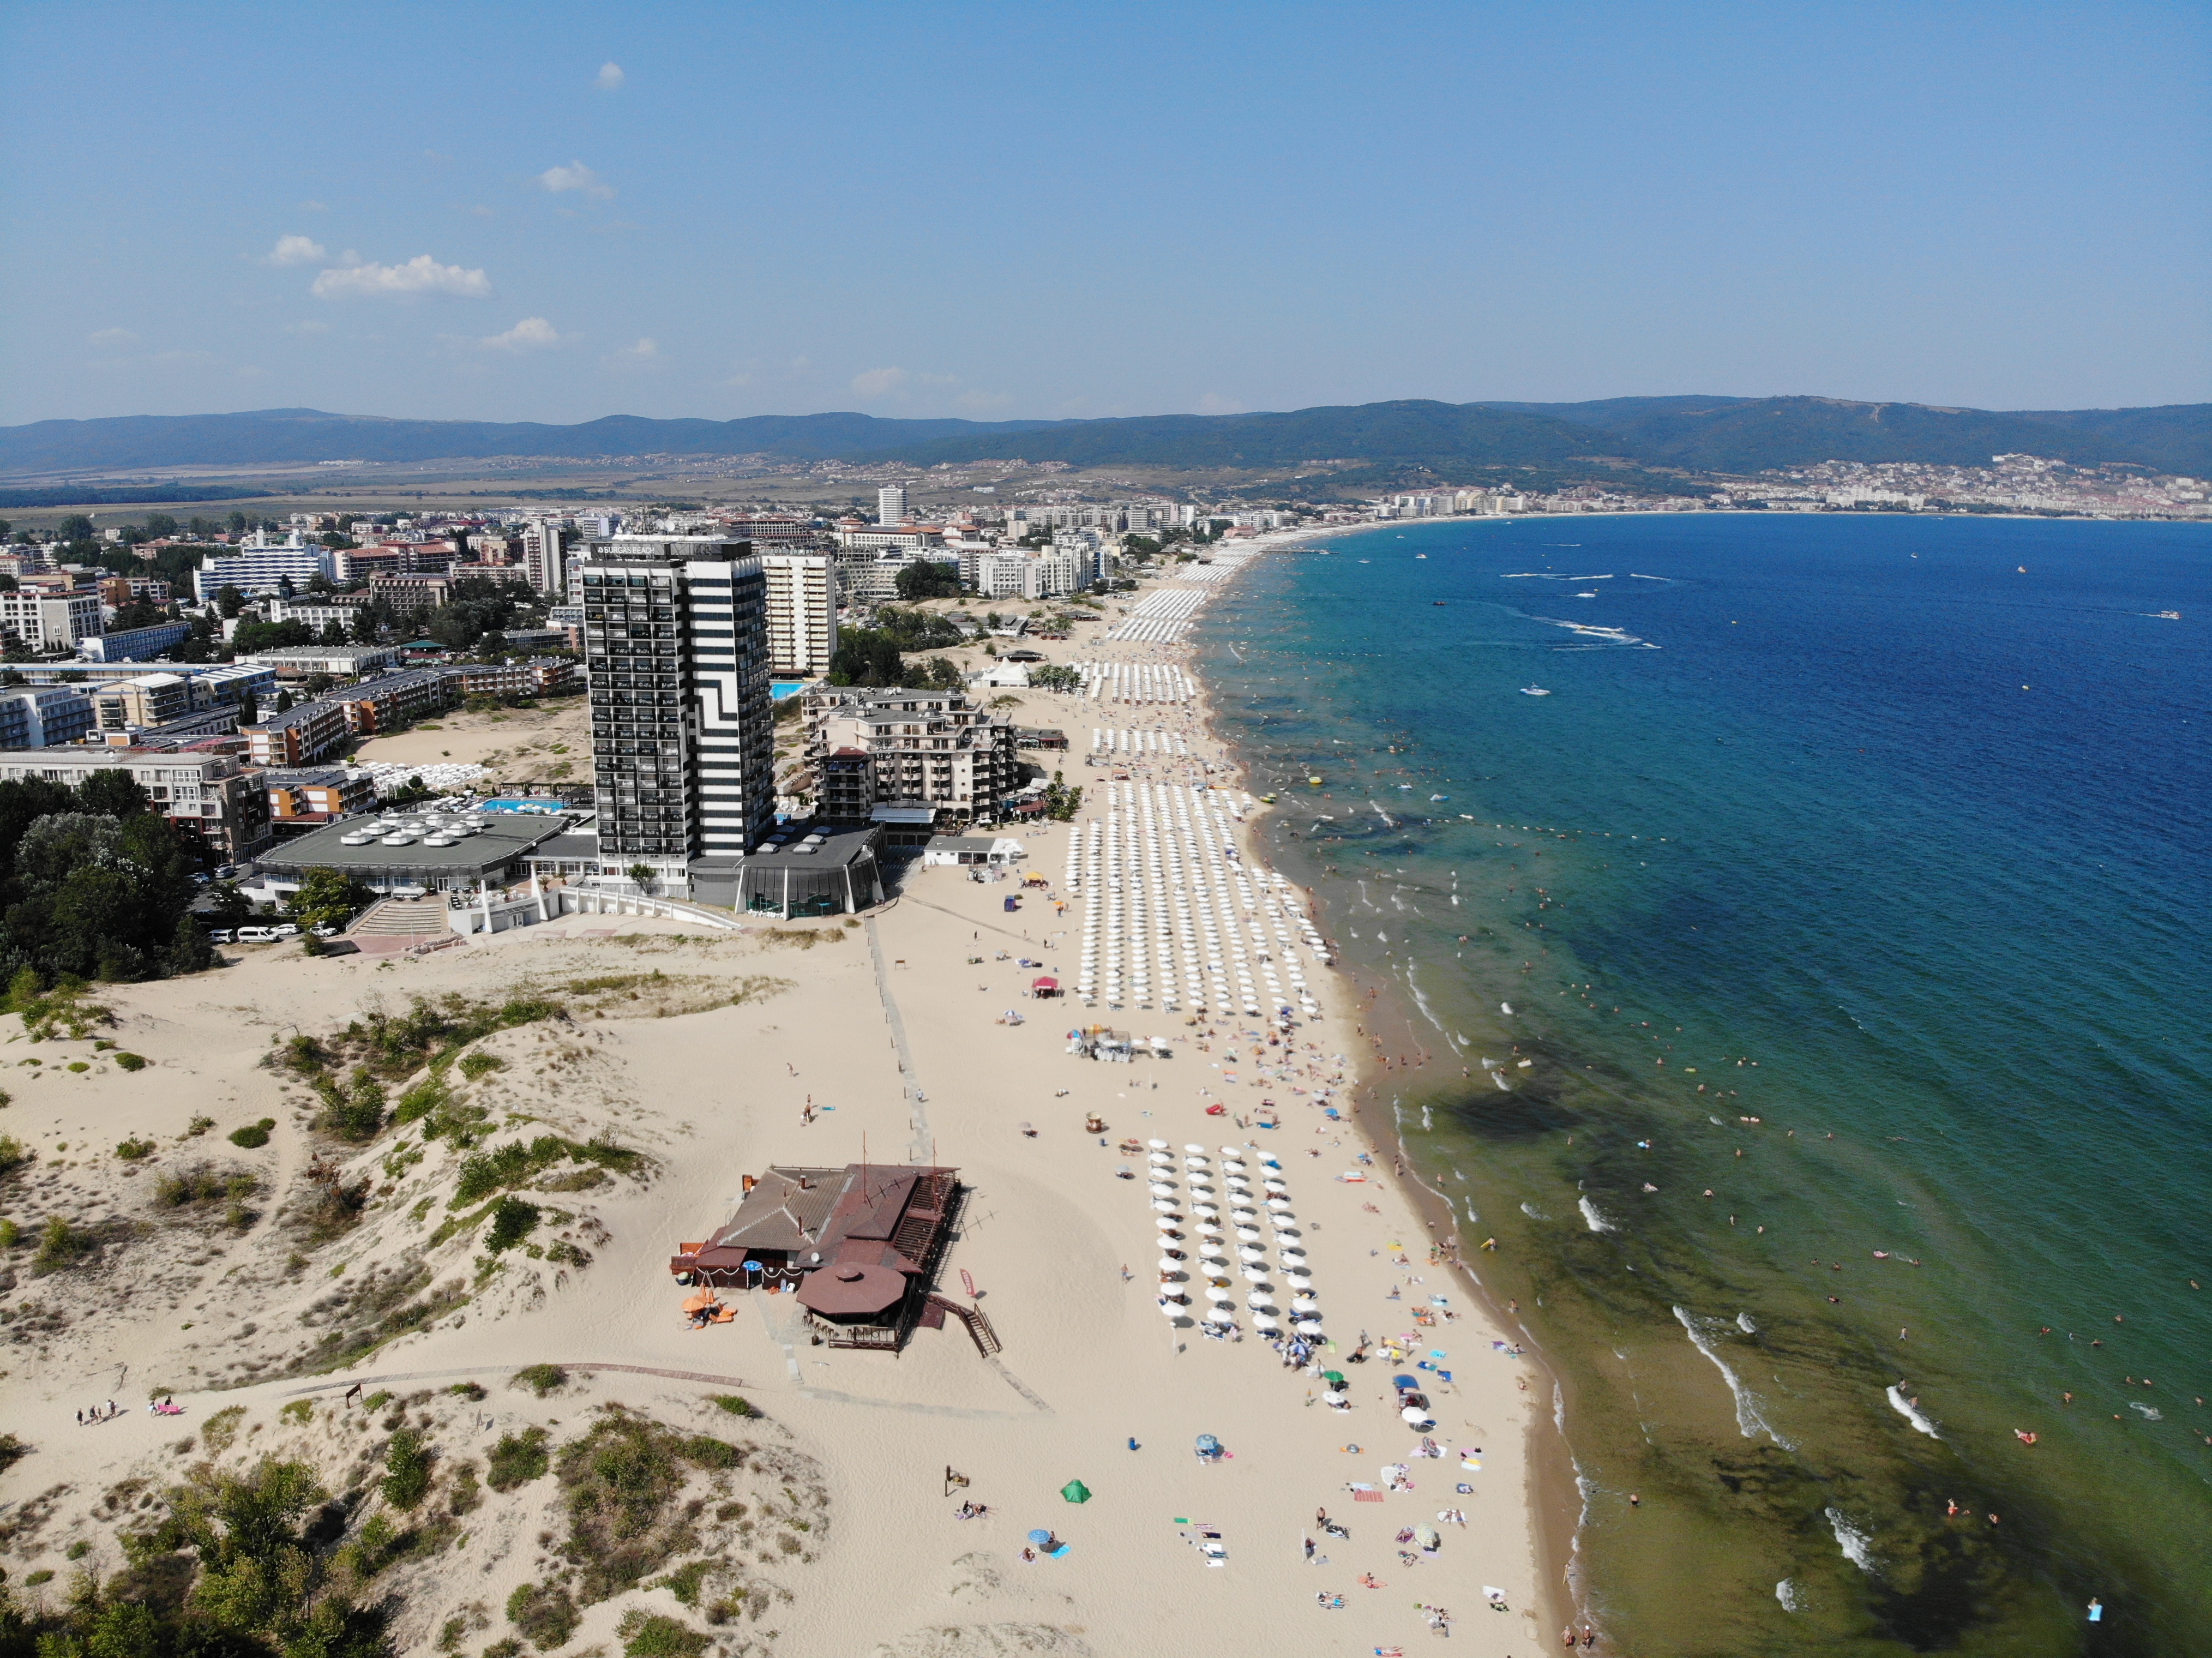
[{"x1": 1196, "y1": 513, "x2": 2209, "y2": 1655}]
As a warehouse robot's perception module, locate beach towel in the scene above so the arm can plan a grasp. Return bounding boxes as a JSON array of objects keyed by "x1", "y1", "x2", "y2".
[{"x1": 1354, "y1": 1490, "x2": 1385, "y2": 1503}]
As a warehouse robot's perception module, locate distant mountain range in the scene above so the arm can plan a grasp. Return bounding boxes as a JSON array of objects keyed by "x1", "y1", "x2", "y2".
[{"x1": 3, "y1": 396, "x2": 2205, "y2": 483}]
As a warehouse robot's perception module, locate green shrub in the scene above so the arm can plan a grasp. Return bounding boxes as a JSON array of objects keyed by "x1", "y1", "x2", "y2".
[
  {"x1": 485, "y1": 1426, "x2": 550, "y2": 1491},
  {"x1": 115, "y1": 1136, "x2": 157, "y2": 1161},
  {"x1": 315, "y1": 1070, "x2": 387, "y2": 1143},
  {"x1": 483, "y1": 1197, "x2": 541, "y2": 1254},
  {"x1": 705, "y1": 1395, "x2": 758, "y2": 1419},
  {"x1": 157, "y1": 1165, "x2": 257, "y2": 1208},
  {"x1": 507, "y1": 1581, "x2": 580, "y2": 1651},
  {"x1": 448, "y1": 1380, "x2": 486, "y2": 1402},
  {"x1": 0, "y1": 1433, "x2": 26, "y2": 1473},
  {"x1": 0, "y1": 1134, "x2": 31, "y2": 1176},
  {"x1": 113, "y1": 1052, "x2": 147, "y2": 1072},
  {"x1": 228, "y1": 1119, "x2": 275, "y2": 1149},
  {"x1": 458, "y1": 1050, "x2": 504, "y2": 1080},
  {"x1": 617, "y1": 1610, "x2": 707, "y2": 1658},
  {"x1": 0, "y1": 1219, "x2": 17, "y2": 1249},
  {"x1": 509, "y1": 1364, "x2": 567, "y2": 1398},
  {"x1": 380, "y1": 1427, "x2": 432, "y2": 1510},
  {"x1": 31, "y1": 1215, "x2": 99, "y2": 1276}
]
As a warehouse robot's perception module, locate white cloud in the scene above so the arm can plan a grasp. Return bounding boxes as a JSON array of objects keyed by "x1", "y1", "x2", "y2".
[
  {"x1": 312, "y1": 254, "x2": 492, "y2": 299},
  {"x1": 88, "y1": 327, "x2": 139, "y2": 348},
  {"x1": 596, "y1": 61, "x2": 625, "y2": 89},
  {"x1": 603, "y1": 337, "x2": 660, "y2": 369},
  {"x1": 538, "y1": 160, "x2": 615, "y2": 200},
  {"x1": 266, "y1": 233, "x2": 328, "y2": 266},
  {"x1": 481, "y1": 316, "x2": 566, "y2": 351},
  {"x1": 281, "y1": 319, "x2": 330, "y2": 336},
  {"x1": 851, "y1": 367, "x2": 910, "y2": 398},
  {"x1": 1195, "y1": 392, "x2": 1246, "y2": 416}
]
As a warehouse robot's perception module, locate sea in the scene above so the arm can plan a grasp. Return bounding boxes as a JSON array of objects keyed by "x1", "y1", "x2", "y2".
[{"x1": 1195, "y1": 512, "x2": 2209, "y2": 1656}]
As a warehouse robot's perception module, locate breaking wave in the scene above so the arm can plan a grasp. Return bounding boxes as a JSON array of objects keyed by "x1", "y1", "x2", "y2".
[
  {"x1": 1887, "y1": 1385, "x2": 1941, "y2": 1438},
  {"x1": 1826, "y1": 1507, "x2": 1878, "y2": 1575},
  {"x1": 1673, "y1": 1306, "x2": 1792, "y2": 1447},
  {"x1": 1579, "y1": 1196, "x2": 1616, "y2": 1233}
]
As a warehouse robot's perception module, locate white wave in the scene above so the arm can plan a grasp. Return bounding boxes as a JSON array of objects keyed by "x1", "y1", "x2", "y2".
[
  {"x1": 1556, "y1": 1383, "x2": 1570, "y2": 1437},
  {"x1": 2132, "y1": 1402, "x2": 2162, "y2": 1421},
  {"x1": 1673, "y1": 1306, "x2": 1791, "y2": 1447},
  {"x1": 1825, "y1": 1507, "x2": 1877, "y2": 1575},
  {"x1": 1628, "y1": 573, "x2": 1670, "y2": 580},
  {"x1": 1500, "y1": 571, "x2": 1609, "y2": 579},
  {"x1": 1520, "y1": 1202, "x2": 1549, "y2": 1220},
  {"x1": 1775, "y1": 1579, "x2": 1801, "y2": 1612},
  {"x1": 1579, "y1": 1196, "x2": 1615, "y2": 1233},
  {"x1": 1533, "y1": 616, "x2": 1658, "y2": 647},
  {"x1": 1736, "y1": 1312, "x2": 1757, "y2": 1335},
  {"x1": 1887, "y1": 1385, "x2": 1941, "y2": 1438}
]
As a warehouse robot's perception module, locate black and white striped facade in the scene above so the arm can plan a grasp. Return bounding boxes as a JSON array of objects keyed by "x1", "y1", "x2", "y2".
[{"x1": 581, "y1": 537, "x2": 775, "y2": 875}]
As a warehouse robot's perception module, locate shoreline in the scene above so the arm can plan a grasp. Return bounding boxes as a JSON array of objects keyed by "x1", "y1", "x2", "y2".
[{"x1": 1168, "y1": 540, "x2": 1586, "y2": 1641}]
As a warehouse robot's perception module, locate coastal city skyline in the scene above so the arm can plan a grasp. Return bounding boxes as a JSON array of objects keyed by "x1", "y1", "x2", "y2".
[{"x1": 0, "y1": 7, "x2": 2202, "y2": 1658}]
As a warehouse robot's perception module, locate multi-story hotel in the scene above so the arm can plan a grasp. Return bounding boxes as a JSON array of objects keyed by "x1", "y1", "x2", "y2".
[
  {"x1": 759, "y1": 554, "x2": 838, "y2": 678},
  {"x1": 803, "y1": 685, "x2": 1019, "y2": 826},
  {"x1": 579, "y1": 536, "x2": 776, "y2": 882}
]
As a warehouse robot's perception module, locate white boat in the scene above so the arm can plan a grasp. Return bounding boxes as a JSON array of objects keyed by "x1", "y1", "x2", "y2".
[{"x1": 1520, "y1": 686, "x2": 1551, "y2": 696}]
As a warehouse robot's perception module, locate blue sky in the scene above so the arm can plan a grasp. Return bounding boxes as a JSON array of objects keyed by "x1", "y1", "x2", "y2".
[{"x1": 2, "y1": 1, "x2": 2207, "y2": 426}]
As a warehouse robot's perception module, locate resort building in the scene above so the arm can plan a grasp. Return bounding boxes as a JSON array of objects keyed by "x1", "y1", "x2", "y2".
[
  {"x1": 0, "y1": 590, "x2": 104, "y2": 653},
  {"x1": 80, "y1": 622, "x2": 193, "y2": 662},
  {"x1": 0, "y1": 747, "x2": 269, "y2": 862},
  {"x1": 0, "y1": 687, "x2": 95, "y2": 749},
  {"x1": 877, "y1": 484, "x2": 909, "y2": 526},
  {"x1": 236, "y1": 644, "x2": 402, "y2": 679},
  {"x1": 265, "y1": 766, "x2": 378, "y2": 821},
  {"x1": 759, "y1": 553, "x2": 838, "y2": 677},
  {"x1": 443, "y1": 658, "x2": 580, "y2": 700},
  {"x1": 242, "y1": 699, "x2": 351, "y2": 766},
  {"x1": 191, "y1": 534, "x2": 335, "y2": 600},
  {"x1": 245, "y1": 808, "x2": 581, "y2": 904},
  {"x1": 722, "y1": 823, "x2": 885, "y2": 917},
  {"x1": 804, "y1": 685, "x2": 1020, "y2": 826},
  {"x1": 669, "y1": 1162, "x2": 962, "y2": 1350},
  {"x1": 580, "y1": 535, "x2": 776, "y2": 885},
  {"x1": 332, "y1": 668, "x2": 458, "y2": 735}
]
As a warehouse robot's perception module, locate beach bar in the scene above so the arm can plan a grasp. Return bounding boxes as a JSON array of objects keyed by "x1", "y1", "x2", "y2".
[{"x1": 669, "y1": 1162, "x2": 961, "y2": 1350}]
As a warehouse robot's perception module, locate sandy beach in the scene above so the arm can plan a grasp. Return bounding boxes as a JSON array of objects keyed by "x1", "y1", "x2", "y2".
[{"x1": 0, "y1": 543, "x2": 1555, "y2": 1657}]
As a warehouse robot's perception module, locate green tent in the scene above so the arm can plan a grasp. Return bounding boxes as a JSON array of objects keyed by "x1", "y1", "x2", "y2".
[
  {"x1": 1321, "y1": 1370, "x2": 1347, "y2": 1387},
  {"x1": 1060, "y1": 1479, "x2": 1091, "y2": 1504}
]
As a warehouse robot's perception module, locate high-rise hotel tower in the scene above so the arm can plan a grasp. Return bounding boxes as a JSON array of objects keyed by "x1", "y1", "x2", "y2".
[{"x1": 579, "y1": 537, "x2": 774, "y2": 884}]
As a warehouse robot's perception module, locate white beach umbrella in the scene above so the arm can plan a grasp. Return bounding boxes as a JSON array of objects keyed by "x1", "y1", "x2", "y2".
[
  {"x1": 1196, "y1": 1220, "x2": 1225, "y2": 1237},
  {"x1": 1147, "y1": 1138, "x2": 1169, "y2": 1149},
  {"x1": 1240, "y1": 1266, "x2": 1271, "y2": 1284},
  {"x1": 1277, "y1": 1248, "x2": 1308, "y2": 1267},
  {"x1": 1263, "y1": 1179, "x2": 1289, "y2": 1194},
  {"x1": 1205, "y1": 1285, "x2": 1235, "y2": 1305},
  {"x1": 1219, "y1": 1145, "x2": 1242, "y2": 1158},
  {"x1": 1253, "y1": 1313, "x2": 1282, "y2": 1333},
  {"x1": 1147, "y1": 1183, "x2": 1178, "y2": 1199},
  {"x1": 1237, "y1": 1246, "x2": 1268, "y2": 1264},
  {"x1": 1401, "y1": 1405, "x2": 1433, "y2": 1426},
  {"x1": 1234, "y1": 1227, "x2": 1263, "y2": 1244},
  {"x1": 1152, "y1": 1218, "x2": 1182, "y2": 1233},
  {"x1": 1290, "y1": 1294, "x2": 1320, "y2": 1314},
  {"x1": 1191, "y1": 1202, "x2": 1219, "y2": 1217},
  {"x1": 1183, "y1": 1142, "x2": 1207, "y2": 1154},
  {"x1": 1323, "y1": 1390, "x2": 1348, "y2": 1407},
  {"x1": 1296, "y1": 1319, "x2": 1327, "y2": 1337},
  {"x1": 1266, "y1": 1198, "x2": 1294, "y2": 1214},
  {"x1": 1157, "y1": 1257, "x2": 1184, "y2": 1275},
  {"x1": 1201, "y1": 1308, "x2": 1234, "y2": 1326},
  {"x1": 1150, "y1": 1200, "x2": 1180, "y2": 1215},
  {"x1": 1157, "y1": 1302, "x2": 1183, "y2": 1320}
]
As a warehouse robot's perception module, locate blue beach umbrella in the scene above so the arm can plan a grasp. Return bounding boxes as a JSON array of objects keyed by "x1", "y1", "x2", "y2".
[{"x1": 1027, "y1": 1529, "x2": 1053, "y2": 1546}]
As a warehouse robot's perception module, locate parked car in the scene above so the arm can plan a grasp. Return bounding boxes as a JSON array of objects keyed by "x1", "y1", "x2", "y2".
[
  {"x1": 233, "y1": 927, "x2": 278, "y2": 944},
  {"x1": 270, "y1": 923, "x2": 301, "y2": 939},
  {"x1": 206, "y1": 929, "x2": 235, "y2": 945},
  {"x1": 310, "y1": 923, "x2": 340, "y2": 939}
]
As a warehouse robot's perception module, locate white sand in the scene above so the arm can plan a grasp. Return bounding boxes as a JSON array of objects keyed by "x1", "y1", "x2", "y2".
[{"x1": 0, "y1": 554, "x2": 1552, "y2": 1656}]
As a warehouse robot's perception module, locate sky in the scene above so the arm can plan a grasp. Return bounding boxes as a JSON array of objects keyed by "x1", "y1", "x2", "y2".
[{"x1": 2, "y1": 1, "x2": 2208, "y2": 428}]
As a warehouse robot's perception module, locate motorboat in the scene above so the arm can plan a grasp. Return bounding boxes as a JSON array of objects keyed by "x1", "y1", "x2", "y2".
[{"x1": 1520, "y1": 686, "x2": 1551, "y2": 696}]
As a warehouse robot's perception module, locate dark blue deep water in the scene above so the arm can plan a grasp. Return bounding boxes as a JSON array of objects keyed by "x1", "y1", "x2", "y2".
[{"x1": 1198, "y1": 513, "x2": 2210, "y2": 1655}]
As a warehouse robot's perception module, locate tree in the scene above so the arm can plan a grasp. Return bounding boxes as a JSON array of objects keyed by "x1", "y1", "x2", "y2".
[
  {"x1": 217, "y1": 584, "x2": 247, "y2": 618},
  {"x1": 1029, "y1": 663, "x2": 1084, "y2": 693},
  {"x1": 272, "y1": 688, "x2": 294, "y2": 713},
  {"x1": 203, "y1": 880, "x2": 253, "y2": 930},
  {"x1": 77, "y1": 769, "x2": 147, "y2": 818},
  {"x1": 349, "y1": 606, "x2": 380, "y2": 645},
  {"x1": 895, "y1": 559, "x2": 963, "y2": 600},
  {"x1": 225, "y1": 512, "x2": 249, "y2": 534},
  {"x1": 287, "y1": 866, "x2": 370, "y2": 932},
  {"x1": 53, "y1": 514, "x2": 95, "y2": 543},
  {"x1": 827, "y1": 630, "x2": 903, "y2": 687},
  {"x1": 319, "y1": 620, "x2": 349, "y2": 646},
  {"x1": 142, "y1": 512, "x2": 178, "y2": 538},
  {"x1": 625, "y1": 862, "x2": 656, "y2": 894}
]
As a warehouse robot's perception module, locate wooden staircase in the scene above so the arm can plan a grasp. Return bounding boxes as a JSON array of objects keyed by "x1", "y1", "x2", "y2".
[{"x1": 927, "y1": 1294, "x2": 1001, "y2": 1357}]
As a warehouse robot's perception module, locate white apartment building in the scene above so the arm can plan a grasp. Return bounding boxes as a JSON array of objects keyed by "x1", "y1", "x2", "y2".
[
  {"x1": 194, "y1": 535, "x2": 336, "y2": 600},
  {"x1": 522, "y1": 521, "x2": 574, "y2": 595},
  {"x1": 877, "y1": 484, "x2": 909, "y2": 527},
  {"x1": 759, "y1": 554, "x2": 838, "y2": 678},
  {"x1": 961, "y1": 547, "x2": 1086, "y2": 600},
  {"x1": 0, "y1": 590, "x2": 104, "y2": 652}
]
